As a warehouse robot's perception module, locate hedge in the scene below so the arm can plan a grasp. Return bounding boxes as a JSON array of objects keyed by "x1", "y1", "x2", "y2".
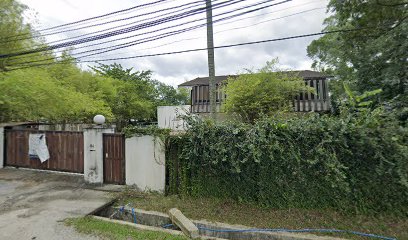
[{"x1": 166, "y1": 112, "x2": 408, "y2": 215}]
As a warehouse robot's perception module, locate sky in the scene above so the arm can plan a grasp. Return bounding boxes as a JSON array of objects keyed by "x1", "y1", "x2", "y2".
[{"x1": 18, "y1": 0, "x2": 330, "y2": 87}]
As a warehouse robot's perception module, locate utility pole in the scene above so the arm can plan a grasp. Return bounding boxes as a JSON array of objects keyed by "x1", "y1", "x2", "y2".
[{"x1": 205, "y1": 0, "x2": 216, "y2": 119}]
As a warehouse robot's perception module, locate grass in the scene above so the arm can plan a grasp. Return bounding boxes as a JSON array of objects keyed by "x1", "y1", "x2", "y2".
[
  {"x1": 65, "y1": 216, "x2": 188, "y2": 240},
  {"x1": 115, "y1": 191, "x2": 408, "y2": 240}
]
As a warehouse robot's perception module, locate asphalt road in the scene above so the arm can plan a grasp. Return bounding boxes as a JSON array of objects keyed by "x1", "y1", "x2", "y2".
[{"x1": 0, "y1": 168, "x2": 113, "y2": 240}]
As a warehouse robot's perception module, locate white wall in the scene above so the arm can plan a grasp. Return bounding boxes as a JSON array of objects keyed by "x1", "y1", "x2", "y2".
[
  {"x1": 157, "y1": 105, "x2": 190, "y2": 131},
  {"x1": 0, "y1": 127, "x2": 4, "y2": 169},
  {"x1": 83, "y1": 128, "x2": 114, "y2": 184},
  {"x1": 125, "y1": 136, "x2": 165, "y2": 192}
]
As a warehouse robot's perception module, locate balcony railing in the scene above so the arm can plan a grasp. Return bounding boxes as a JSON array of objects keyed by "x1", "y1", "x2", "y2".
[{"x1": 190, "y1": 79, "x2": 330, "y2": 113}]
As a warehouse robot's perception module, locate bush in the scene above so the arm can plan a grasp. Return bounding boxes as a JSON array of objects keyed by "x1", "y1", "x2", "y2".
[
  {"x1": 166, "y1": 111, "x2": 408, "y2": 215},
  {"x1": 223, "y1": 60, "x2": 312, "y2": 122}
]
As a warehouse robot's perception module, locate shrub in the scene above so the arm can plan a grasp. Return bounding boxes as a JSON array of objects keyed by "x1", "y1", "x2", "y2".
[
  {"x1": 166, "y1": 111, "x2": 408, "y2": 215},
  {"x1": 223, "y1": 60, "x2": 312, "y2": 122}
]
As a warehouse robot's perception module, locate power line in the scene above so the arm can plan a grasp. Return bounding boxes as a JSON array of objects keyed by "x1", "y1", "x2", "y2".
[
  {"x1": 73, "y1": 0, "x2": 290, "y2": 60},
  {"x1": 47, "y1": 0, "x2": 258, "y2": 56},
  {"x1": 62, "y1": 0, "x2": 288, "y2": 56},
  {"x1": 42, "y1": 0, "x2": 238, "y2": 46},
  {"x1": 81, "y1": 1, "x2": 327, "y2": 59},
  {"x1": 5, "y1": 0, "x2": 248, "y2": 64},
  {"x1": 216, "y1": 0, "x2": 325, "y2": 26},
  {"x1": 6, "y1": 0, "x2": 289, "y2": 65},
  {"x1": 0, "y1": 0, "x2": 246, "y2": 58},
  {"x1": 10, "y1": 0, "x2": 291, "y2": 67},
  {"x1": 25, "y1": 0, "x2": 181, "y2": 39},
  {"x1": 2, "y1": 0, "x2": 233, "y2": 47},
  {"x1": 215, "y1": 7, "x2": 325, "y2": 34},
  {"x1": 13, "y1": 0, "x2": 326, "y2": 59},
  {"x1": 80, "y1": 29, "x2": 369, "y2": 62},
  {"x1": 7, "y1": 0, "x2": 207, "y2": 43},
  {"x1": 54, "y1": 0, "x2": 324, "y2": 51},
  {"x1": 6, "y1": 28, "x2": 369, "y2": 72},
  {"x1": 44, "y1": 0, "x2": 226, "y2": 37},
  {"x1": 1, "y1": 0, "x2": 172, "y2": 41}
]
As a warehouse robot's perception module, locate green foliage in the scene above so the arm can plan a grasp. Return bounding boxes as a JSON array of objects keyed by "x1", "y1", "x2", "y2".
[
  {"x1": 0, "y1": 0, "x2": 52, "y2": 71},
  {"x1": 340, "y1": 83, "x2": 383, "y2": 115},
  {"x1": 91, "y1": 63, "x2": 153, "y2": 83},
  {"x1": 154, "y1": 80, "x2": 190, "y2": 106},
  {"x1": 91, "y1": 63, "x2": 189, "y2": 126},
  {"x1": 0, "y1": 3, "x2": 187, "y2": 125},
  {"x1": 91, "y1": 63, "x2": 158, "y2": 124},
  {"x1": 307, "y1": 0, "x2": 407, "y2": 111},
  {"x1": 166, "y1": 111, "x2": 408, "y2": 215},
  {"x1": 0, "y1": 67, "x2": 112, "y2": 122},
  {"x1": 122, "y1": 125, "x2": 170, "y2": 138},
  {"x1": 166, "y1": 135, "x2": 189, "y2": 195},
  {"x1": 223, "y1": 60, "x2": 312, "y2": 122},
  {"x1": 0, "y1": 0, "x2": 32, "y2": 71}
]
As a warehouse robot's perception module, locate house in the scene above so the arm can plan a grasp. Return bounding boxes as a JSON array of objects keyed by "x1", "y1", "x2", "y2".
[{"x1": 178, "y1": 70, "x2": 331, "y2": 113}]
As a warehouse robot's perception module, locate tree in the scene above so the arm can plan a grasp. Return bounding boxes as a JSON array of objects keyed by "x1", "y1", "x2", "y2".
[
  {"x1": 0, "y1": 68, "x2": 112, "y2": 122},
  {"x1": 0, "y1": 0, "x2": 52, "y2": 71},
  {"x1": 307, "y1": 0, "x2": 407, "y2": 115},
  {"x1": 90, "y1": 63, "x2": 158, "y2": 127},
  {"x1": 223, "y1": 60, "x2": 312, "y2": 122},
  {"x1": 0, "y1": 2, "x2": 188, "y2": 125},
  {"x1": 153, "y1": 80, "x2": 190, "y2": 106},
  {"x1": 91, "y1": 63, "x2": 189, "y2": 125}
]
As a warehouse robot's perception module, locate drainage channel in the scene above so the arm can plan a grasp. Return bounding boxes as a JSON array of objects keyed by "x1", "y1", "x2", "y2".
[
  {"x1": 91, "y1": 202, "x2": 338, "y2": 240},
  {"x1": 90, "y1": 202, "x2": 395, "y2": 240}
]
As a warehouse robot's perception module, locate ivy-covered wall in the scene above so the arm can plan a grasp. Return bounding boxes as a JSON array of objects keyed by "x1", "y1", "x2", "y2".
[{"x1": 166, "y1": 113, "x2": 408, "y2": 215}]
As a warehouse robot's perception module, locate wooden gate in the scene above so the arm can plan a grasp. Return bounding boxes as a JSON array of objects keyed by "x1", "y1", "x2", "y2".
[
  {"x1": 5, "y1": 129, "x2": 84, "y2": 173},
  {"x1": 103, "y1": 133, "x2": 125, "y2": 184}
]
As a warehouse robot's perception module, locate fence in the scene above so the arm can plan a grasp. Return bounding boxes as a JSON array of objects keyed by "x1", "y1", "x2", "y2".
[
  {"x1": 5, "y1": 129, "x2": 84, "y2": 173},
  {"x1": 1, "y1": 127, "x2": 166, "y2": 190}
]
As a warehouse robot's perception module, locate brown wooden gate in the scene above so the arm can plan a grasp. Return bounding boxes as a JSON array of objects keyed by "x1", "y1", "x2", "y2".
[
  {"x1": 5, "y1": 129, "x2": 84, "y2": 173},
  {"x1": 103, "y1": 133, "x2": 125, "y2": 184}
]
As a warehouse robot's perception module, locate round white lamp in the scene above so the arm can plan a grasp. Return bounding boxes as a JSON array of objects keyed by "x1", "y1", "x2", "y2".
[{"x1": 93, "y1": 115, "x2": 105, "y2": 125}]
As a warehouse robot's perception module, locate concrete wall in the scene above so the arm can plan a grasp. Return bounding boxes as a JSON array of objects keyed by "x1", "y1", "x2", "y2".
[
  {"x1": 125, "y1": 136, "x2": 165, "y2": 192},
  {"x1": 157, "y1": 105, "x2": 190, "y2": 131},
  {"x1": 83, "y1": 128, "x2": 114, "y2": 184},
  {"x1": 0, "y1": 127, "x2": 4, "y2": 169}
]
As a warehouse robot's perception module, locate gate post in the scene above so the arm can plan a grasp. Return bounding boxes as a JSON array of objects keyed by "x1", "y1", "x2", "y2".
[
  {"x1": 0, "y1": 127, "x2": 4, "y2": 169},
  {"x1": 83, "y1": 127, "x2": 113, "y2": 184}
]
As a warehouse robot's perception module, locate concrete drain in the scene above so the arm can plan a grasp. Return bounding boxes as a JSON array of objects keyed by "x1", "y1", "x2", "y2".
[{"x1": 90, "y1": 202, "x2": 351, "y2": 240}]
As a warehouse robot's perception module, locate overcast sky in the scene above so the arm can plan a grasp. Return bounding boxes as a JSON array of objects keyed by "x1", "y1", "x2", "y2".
[{"x1": 18, "y1": 0, "x2": 329, "y2": 86}]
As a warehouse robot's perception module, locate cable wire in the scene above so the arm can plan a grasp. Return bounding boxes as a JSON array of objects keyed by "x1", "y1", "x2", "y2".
[
  {"x1": 8, "y1": 0, "x2": 291, "y2": 65},
  {"x1": 5, "y1": 1, "x2": 206, "y2": 43},
  {"x1": 5, "y1": 27, "x2": 373, "y2": 72},
  {"x1": 0, "y1": 0, "x2": 248, "y2": 58},
  {"x1": 42, "y1": 0, "x2": 240, "y2": 46},
  {"x1": 2, "y1": 0, "x2": 239, "y2": 47},
  {"x1": 73, "y1": 1, "x2": 328, "y2": 59},
  {"x1": 1, "y1": 0, "x2": 172, "y2": 40}
]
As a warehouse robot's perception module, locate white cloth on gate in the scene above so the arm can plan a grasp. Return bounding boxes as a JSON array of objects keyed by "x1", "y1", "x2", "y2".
[{"x1": 29, "y1": 134, "x2": 50, "y2": 163}]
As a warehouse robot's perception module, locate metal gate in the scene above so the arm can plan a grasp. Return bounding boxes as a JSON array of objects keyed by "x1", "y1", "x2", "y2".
[
  {"x1": 5, "y1": 129, "x2": 84, "y2": 173},
  {"x1": 103, "y1": 133, "x2": 125, "y2": 184}
]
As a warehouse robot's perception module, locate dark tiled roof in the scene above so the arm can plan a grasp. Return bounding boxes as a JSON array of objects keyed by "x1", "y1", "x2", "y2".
[{"x1": 178, "y1": 70, "x2": 331, "y2": 87}]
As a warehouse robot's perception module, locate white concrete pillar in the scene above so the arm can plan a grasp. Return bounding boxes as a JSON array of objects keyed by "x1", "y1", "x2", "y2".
[
  {"x1": 0, "y1": 127, "x2": 4, "y2": 169},
  {"x1": 83, "y1": 127, "x2": 114, "y2": 184},
  {"x1": 125, "y1": 135, "x2": 166, "y2": 192}
]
